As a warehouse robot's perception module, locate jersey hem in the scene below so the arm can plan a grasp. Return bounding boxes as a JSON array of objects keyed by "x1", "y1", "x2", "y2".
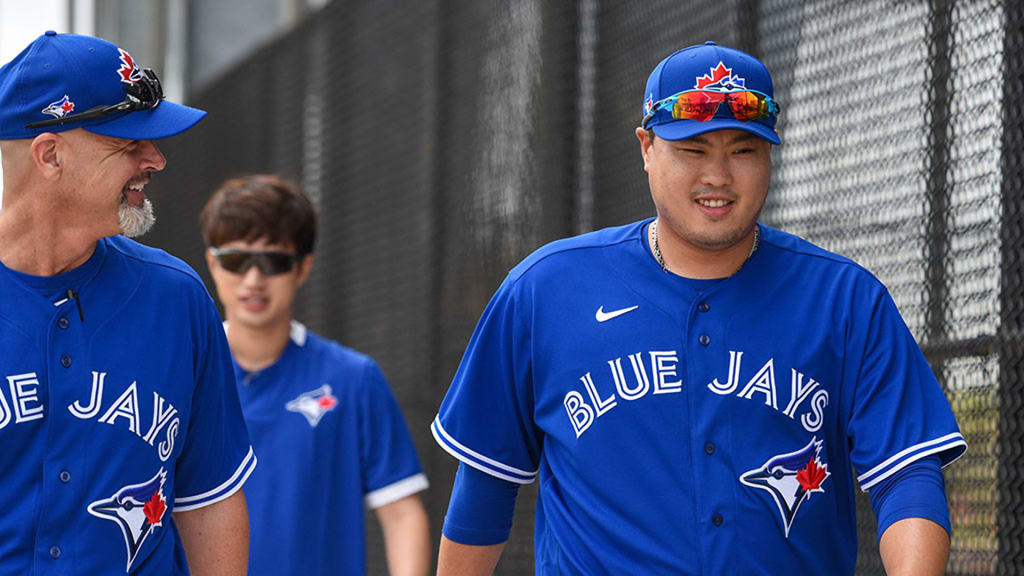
[
  {"x1": 431, "y1": 416, "x2": 537, "y2": 484},
  {"x1": 857, "y1": 433, "x2": 967, "y2": 491},
  {"x1": 365, "y1": 473, "x2": 429, "y2": 509},
  {"x1": 174, "y1": 447, "x2": 258, "y2": 511}
]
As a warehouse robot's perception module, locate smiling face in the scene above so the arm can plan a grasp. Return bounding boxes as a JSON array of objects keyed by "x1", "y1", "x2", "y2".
[
  {"x1": 638, "y1": 128, "x2": 771, "y2": 253},
  {"x1": 206, "y1": 237, "x2": 312, "y2": 333},
  {"x1": 59, "y1": 129, "x2": 166, "y2": 238}
]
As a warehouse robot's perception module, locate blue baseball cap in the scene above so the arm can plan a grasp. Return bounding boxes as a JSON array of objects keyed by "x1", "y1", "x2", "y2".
[
  {"x1": 642, "y1": 41, "x2": 780, "y2": 145},
  {"x1": 0, "y1": 31, "x2": 205, "y2": 140}
]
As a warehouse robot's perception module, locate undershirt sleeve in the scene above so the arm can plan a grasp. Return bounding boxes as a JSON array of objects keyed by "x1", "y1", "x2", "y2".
[
  {"x1": 868, "y1": 454, "x2": 950, "y2": 542},
  {"x1": 442, "y1": 462, "x2": 521, "y2": 546}
]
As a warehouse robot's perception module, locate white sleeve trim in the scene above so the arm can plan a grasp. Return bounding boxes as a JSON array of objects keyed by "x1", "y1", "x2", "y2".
[
  {"x1": 431, "y1": 416, "x2": 537, "y2": 485},
  {"x1": 174, "y1": 447, "x2": 258, "y2": 511},
  {"x1": 365, "y1": 473, "x2": 429, "y2": 509},
  {"x1": 857, "y1": 433, "x2": 968, "y2": 492}
]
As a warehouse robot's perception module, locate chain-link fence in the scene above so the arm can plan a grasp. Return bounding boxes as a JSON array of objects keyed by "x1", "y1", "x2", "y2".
[{"x1": 143, "y1": 0, "x2": 1017, "y2": 573}]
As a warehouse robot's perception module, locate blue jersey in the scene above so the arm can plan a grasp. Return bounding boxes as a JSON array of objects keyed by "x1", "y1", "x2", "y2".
[
  {"x1": 0, "y1": 235, "x2": 256, "y2": 575},
  {"x1": 236, "y1": 322, "x2": 428, "y2": 576},
  {"x1": 433, "y1": 219, "x2": 966, "y2": 575}
]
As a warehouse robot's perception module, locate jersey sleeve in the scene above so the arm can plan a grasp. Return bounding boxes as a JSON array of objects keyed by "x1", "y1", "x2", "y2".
[
  {"x1": 172, "y1": 295, "x2": 256, "y2": 511},
  {"x1": 847, "y1": 287, "x2": 966, "y2": 492},
  {"x1": 359, "y1": 359, "x2": 428, "y2": 509},
  {"x1": 432, "y1": 275, "x2": 541, "y2": 484}
]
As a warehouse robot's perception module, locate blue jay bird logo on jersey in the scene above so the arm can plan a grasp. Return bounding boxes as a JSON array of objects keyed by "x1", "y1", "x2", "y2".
[
  {"x1": 695, "y1": 61, "x2": 746, "y2": 91},
  {"x1": 87, "y1": 468, "x2": 168, "y2": 572},
  {"x1": 41, "y1": 94, "x2": 75, "y2": 119},
  {"x1": 285, "y1": 384, "x2": 339, "y2": 427},
  {"x1": 740, "y1": 438, "x2": 830, "y2": 537}
]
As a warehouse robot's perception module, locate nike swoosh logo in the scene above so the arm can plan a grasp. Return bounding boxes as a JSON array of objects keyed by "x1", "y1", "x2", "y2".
[{"x1": 595, "y1": 305, "x2": 639, "y2": 322}]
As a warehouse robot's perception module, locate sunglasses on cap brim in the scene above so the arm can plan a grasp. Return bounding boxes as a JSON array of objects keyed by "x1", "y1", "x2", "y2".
[
  {"x1": 642, "y1": 89, "x2": 779, "y2": 129},
  {"x1": 25, "y1": 68, "x2": 164, "y2": 129},
  {"x1": 210, "y1": 248, "x2": 300, "y2": 276}
]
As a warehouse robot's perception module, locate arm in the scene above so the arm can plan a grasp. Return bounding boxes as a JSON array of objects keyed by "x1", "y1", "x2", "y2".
[
  {"x1": 879, "y1": 517, "x2": 948, "y2": 576},
  {"x1": 174, "y1": 489, "x2": 250, "y2": 576},
  {"x1": 376, "y1": 493, "x2": 430, "y2": 576},
  {"x1": 437, "y1": 536, "x2": 504, "y2": 576}
]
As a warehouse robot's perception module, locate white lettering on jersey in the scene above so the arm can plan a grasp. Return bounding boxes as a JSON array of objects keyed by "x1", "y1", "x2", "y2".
[
  {"x1": 7, "y1": 373, "x2": 44, "y2": 424},
  {"x1": 69, "y1": 371, "x2": 106, "y2": 419},
  {"x1": 158, "y1": 418, "x2": 179, "y2": 461},
  {"x1": 738, "y1": 358, "x2": 778, "y2": 409},
  {"x1": 651, "y1": 351, "x2": 682, "y2": 394},
  {"x1": 801, "y1": 390, "x2": 829, "y2": 432},
  {"x1": 142, "y1": 392, "x2": 179, "y2": 446},
  {"x1": 581, "y1": 373, "x2": 616, "y2": 417},
  {"x1": 610, "y1": 354, "x2": 649, "y2": 400},
  {"x1": 782, "y1": 370, "x2": 820, "y2": 418},
  {"x1": 564, "y1": 391, "x2": 595, "y2": 438},
  {"x1": 99, "y1": 381, "x2": 142, "y2": 434},
  {"x1": 707, "y1": 351, "x2": 743, "y2": 395}
]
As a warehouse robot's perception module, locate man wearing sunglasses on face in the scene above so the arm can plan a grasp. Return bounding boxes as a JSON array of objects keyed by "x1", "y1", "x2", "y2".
[
  {"x1": 433, "y1": 42, "x2": 964, "y2": 575},
  {"x1": 0, "y1": 33, "x2": 255, "y2": 575},
  {"x1": 200, "y1": 175, "x2": 430, "y2": 576}
]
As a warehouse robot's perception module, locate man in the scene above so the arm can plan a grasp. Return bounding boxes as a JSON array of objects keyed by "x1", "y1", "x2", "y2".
[
  {"x1": 200, "y1": 174, "x2": 430, "y2": 576},
  {"x1": 432, "y1": 42, "x2": 966, "y2": 574},
  {"x1": 0, "y1": 32, "x2": 255, "y2": 575}
]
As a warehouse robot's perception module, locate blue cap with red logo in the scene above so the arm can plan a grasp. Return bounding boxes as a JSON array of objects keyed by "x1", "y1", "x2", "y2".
[
  {"x1": 642, "y1": 41, "x2": 781, "y2": 144},
  {"x1": 0, "y1": 31, "x2": 205, "y2": 140}
]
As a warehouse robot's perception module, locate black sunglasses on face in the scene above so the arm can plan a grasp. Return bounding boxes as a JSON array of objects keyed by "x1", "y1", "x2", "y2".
[
  {"x1": 210, "y1": 248, "x2": 300, "y2": 276},
  {"x1": 25, "y1": 68, "x2": 164, "y2": 129}
]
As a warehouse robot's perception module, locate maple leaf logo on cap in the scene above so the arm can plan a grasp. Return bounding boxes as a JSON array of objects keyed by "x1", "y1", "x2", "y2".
[{"x1": 694, "y1": 61, "x2": 746, "y2": 91}]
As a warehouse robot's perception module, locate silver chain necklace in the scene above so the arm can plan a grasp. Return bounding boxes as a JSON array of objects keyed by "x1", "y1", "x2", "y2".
[{"x1": 650, "y1": 219, "x2": 760, "y2": 275}]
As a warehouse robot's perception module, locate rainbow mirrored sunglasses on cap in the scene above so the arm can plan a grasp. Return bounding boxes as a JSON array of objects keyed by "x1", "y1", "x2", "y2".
[
  {"x1": 642, "y1": 88, "x2": 780, "y2": 129},
  {"x1": 210, "y1": 248, "x2": 300, "y2": 276}
]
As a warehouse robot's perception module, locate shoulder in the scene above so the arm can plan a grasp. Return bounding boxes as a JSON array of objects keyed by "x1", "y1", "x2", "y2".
[
  {"x1": 295, "y1": 323, "x2": 382, "y2": 384},
  {"x1": 756, "y1": 224, "x2": 887, "y2": 293},
  {"x1": 507, "y1": 220, "x2": 647, "y2": 285},
  {"x1": 103, "y1": 235, "x2": 210, "y2": 293}
]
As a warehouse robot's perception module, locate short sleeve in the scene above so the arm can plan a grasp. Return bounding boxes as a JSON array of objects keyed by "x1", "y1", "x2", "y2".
[
  {"x1": 172, "y1": 296, "x2": 256, "y2": 511},
  {"x1": 359, "y1": 360, "x2": 428, "y2": 509},
  {"x1": 432, "y1": 276, "x2": 541, "y2": 484},
  {"x1": 847, "y1": 288, "x2": 966, "y2": 491}
]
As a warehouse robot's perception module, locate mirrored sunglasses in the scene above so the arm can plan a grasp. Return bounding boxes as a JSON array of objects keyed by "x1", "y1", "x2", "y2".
[
  {"x1": 642, "y1": 89, "x2": 779, "y2": 129},
  {"x1": 210, "y1": 248, "x2": 299, "y2": 276}
]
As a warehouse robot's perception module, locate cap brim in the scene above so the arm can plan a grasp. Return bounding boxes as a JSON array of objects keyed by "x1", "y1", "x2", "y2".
[
  {"x1": 83, "y1": 100, "x2": 206, "y2": 140},
  {"x1": 653, "y1": 118, "x2": 781, "y2": 145}
]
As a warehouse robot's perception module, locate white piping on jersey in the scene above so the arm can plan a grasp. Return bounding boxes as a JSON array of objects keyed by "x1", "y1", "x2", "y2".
[
  {"x1": 856, "y1": 432, "x2": 967, "y2": 491},
  {"x1": 222, "y1": 320, "x2": 308, "y2": 347},
  {"x1": 365, "y1": 473, "x2": 430, "y2": 509},
  {"x1": 174, "y1": 447, "x2": 257, "y2": 508},
  {"x1": 431, "y1": 417, "x2": 538, "y2": 484}
]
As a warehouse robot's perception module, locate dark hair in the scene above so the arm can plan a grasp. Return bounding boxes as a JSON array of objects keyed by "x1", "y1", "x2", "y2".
[{"x1": 199, "y1": 174, "x2": 317, "y2": 256}]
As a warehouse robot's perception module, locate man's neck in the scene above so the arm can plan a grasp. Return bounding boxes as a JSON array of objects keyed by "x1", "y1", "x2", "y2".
[
  {"x1": 0, "y1": 204, "x2": 101, "y2": 276},
  {"x1": 651, "y1": 219, "x2": 758, "y2": 279},
  {"x1": 226, "y1": 317, "x2": 293, "y2": 373}
]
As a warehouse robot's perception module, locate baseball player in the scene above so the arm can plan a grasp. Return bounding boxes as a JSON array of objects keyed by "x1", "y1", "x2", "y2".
[
  {"x1": 200, "y1": 175, "x2": 430, "y2": 576},
  {"x1": 0, "y1": 32, "x2": 255, "y2": 575},
  {"x1": 432, "y1": 42, "x2": 966, "y2": 574}
]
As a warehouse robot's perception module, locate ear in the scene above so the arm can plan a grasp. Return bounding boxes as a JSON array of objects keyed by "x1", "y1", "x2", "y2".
[
  {"x1": 296, "y1": 254, "x2": 313, "y2": 288},
  {"x1": 635, "y1": 127, "x2": 654, "y2": 173},
  {"x1": 29, "y1": 133, "x2": 63, "y2": 180},
  {"x1": 204, "y1": 248, "x2": 218, "y2": 275}
]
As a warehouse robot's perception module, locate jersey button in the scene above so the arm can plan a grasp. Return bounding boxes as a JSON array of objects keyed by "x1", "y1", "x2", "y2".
[
  {"x1": 59, "y1": 470, "x2": 71, "y2": 483},
  {"x1": 698, "y1": 334, "x2": 710, "y2": 346},
  {"x1": 712, "y1": 513, "x2": 723, "y2": 527},
  {"x1": 60, "y1": 354, "x2": 72, "y2": 368},
  {"x1": 49, "y1": 546, "x2": 61, "y2": 559},
  {"x1": 698, "y1": 301, "x2": 710, "y2": 313},
  {"x1": 57, "y1": 317, "x2": 70, "y2": 330},
  {"x1": 704, "y1": 442, "x2": 715, "y2": 455}
]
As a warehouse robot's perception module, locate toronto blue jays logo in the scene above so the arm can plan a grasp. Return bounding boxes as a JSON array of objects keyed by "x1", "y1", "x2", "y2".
[
  {"x1": 694, "y1": 61, "x2": 746, "y2": 91},
  {"x1": 740, "y1": 438, "x2": 830, "y2": 537},
  {"x1": 87, "y1": 468, "x2": 168, "y2": 572},
  {"x1": 41, "y1": 94, "x2": 75, "y2": 119},
  {"x1": 285, "y1": 384, "x2": 339, "y2": 427},
  {"x1": 117, "y1": 48, "x2": 143, "y2": 84}
]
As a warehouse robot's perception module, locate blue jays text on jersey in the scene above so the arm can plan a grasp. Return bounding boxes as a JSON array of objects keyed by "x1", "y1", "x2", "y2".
[
  {"x1": 0, "y1": 236, "x2": 256, "y2": 575},
  {"x1": 236, "y1": 321, "x2": 427, "y2": 576},
  {"x1": 433, "y1": 219, "x2": 965, "y2": 575}
]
